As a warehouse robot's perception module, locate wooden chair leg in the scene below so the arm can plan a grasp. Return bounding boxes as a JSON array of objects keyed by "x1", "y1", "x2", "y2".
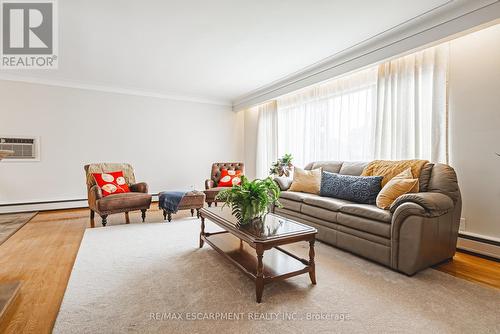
[
  {"x1": 101, "y1": 215, "x2": 108, "y2": 227},
  {"x1": 163, "y1": 210, "x2": 167, "y2": 221},
  {"x1": 207, "y1": 202, "x2": 212, "y2": 207},
  {"x1": 141, "y1": 209, "x2": 147, "y2": 222},
  {"x1": 125, "y1": 212, "x2": 130, "y2": 224},
  {"x1": 190, "y1": 208, "x2": 194, "y2": 217},
  {"x1": 90, "y1": 210, "x2": 95, "y2": 228}
]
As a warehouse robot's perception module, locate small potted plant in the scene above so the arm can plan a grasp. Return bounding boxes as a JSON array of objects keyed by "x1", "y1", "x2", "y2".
[
  {"x1": 216, "y1": 176, "x2": 282, "y2": 226},
  {"x1": 269, "y1": 153, "x2": 293, "y2": 177}
]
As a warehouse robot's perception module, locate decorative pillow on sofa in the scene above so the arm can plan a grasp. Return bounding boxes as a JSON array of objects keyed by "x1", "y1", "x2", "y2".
[
  {"x1": 92, "y1": 171, "x2": 130, "y2": 197},
  {"x1": 376, "y1": 168, "x2": 419, "y2": 210},
  {"x1": 288, "y1": 167, "x2": 322, "y2": 194},
  {"x1": 320, "y1": 171, "x2": 382, "y2": 204},
  {"x1": 218, "y1": 169, "x2": 242, "y2": 187},
  {"x1": 361, "y1": 159, "x2": 428, "y2": 187}
]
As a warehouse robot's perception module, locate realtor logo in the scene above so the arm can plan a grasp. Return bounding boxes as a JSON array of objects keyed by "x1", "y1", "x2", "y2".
[{"x1": 1, "y1": 0, "x2": 58, "y2": 68}]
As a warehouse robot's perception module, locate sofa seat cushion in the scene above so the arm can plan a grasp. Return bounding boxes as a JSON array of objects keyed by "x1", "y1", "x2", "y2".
[
  {"x1": 97, "y1": 192, "x2": 152, "y2": 212},
  {"x1": 339, "y1": 204, "x2": 392, "y2": 223},
  {"x1": 279, "y1": 191, "x2": 318, "y2": 202},
  {"x1": 337, "y1": 213, "x2": 391, "y2": 238},
  {"x1": 301, "y1": 204, "x2": 339, "y2": 223},
  {"x1": 303, "y1": 196, "x2": 354, "y2": 212}
]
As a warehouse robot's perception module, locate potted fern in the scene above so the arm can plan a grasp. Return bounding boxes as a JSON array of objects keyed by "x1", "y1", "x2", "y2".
[{"x1": 216, "y1": 176, "x2": 282, "y2": 226}]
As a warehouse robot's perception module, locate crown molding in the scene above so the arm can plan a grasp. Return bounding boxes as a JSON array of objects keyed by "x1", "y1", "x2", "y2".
[
  {"x1": 0, "y1": 74, "x2": 232, "y2": 107},
  {"x1": 232, "y1": 0, "x2": 500, "y2": 111}
]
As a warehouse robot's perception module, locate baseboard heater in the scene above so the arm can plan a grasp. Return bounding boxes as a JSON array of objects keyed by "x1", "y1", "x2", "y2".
[
  {"x1": 457, "y1": 232, "x2": 500, "y2": 261},
  {"x1": 0, "y1": 195, "x2": 160, "y2": 213}
]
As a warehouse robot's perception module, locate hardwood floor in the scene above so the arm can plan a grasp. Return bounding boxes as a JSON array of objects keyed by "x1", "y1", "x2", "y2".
[
  {"x1": 0, "y1": 206, "x2": 498, "y2": 333},
  {"x1": 435, "y1": 251, "x2": 500, "y2": 289}
]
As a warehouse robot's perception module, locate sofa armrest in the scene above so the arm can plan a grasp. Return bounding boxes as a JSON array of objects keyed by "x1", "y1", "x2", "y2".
[
  {"x1": 274, "y1": 176, "x2": 293, "y2": 191},
  {"x1": 390, "y1": 192, "x2": 454, "y2": 217},
  {"x1": 130, "y1": 182, "x2": 148, "y2": 193},
  {"x1": 205, "y1": 179, "x2": 215, "y2": 190}
]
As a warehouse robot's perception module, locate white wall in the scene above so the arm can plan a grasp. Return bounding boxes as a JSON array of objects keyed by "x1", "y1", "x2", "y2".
[
  {"x1": 0, "y1": 81, "x2": 244, "y2": 209},
  {"x1": 449, "y1": 24, "x2": 500, "y2": 240}
]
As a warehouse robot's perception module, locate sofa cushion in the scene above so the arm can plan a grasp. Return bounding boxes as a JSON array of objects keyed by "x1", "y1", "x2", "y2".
[
  {"x1": 97, "y1": 192, "x2": 152, "y2": 212},
  {"x1": 279, "y1": 191, "x2": 318, "y2": 202},
  {"x1": 279, "y1": 198, "x2": 302, "y2": 212},
  {"x1": 418, "y1": 163, "x2": 434, "y2": 192},
  {"x1": 339, "y1": 161, "x2": 368, "y2": 176},
  {"x1": 305, "y1": 161, "x2": 343, "y2": 173},
  {"x1": 301, "y1": 204, "x2": 339, "y2": 223},
  {"x1": 337, "y1": 213, "x2": 391, "y2": 238},
  {"x1": 320, "y1": 171, "x2": 382, "y2": 204},
  {"x1": 339, "y1": 204, "x2": 392, "y2": 223},
  {"x1": 303, "y1": 196, "x2": 353, "y2": 211}
]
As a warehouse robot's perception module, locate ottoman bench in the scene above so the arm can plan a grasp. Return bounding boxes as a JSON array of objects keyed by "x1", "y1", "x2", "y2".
[{"x1": 158, "y1": 190, "x2": 205, "y2": 222}]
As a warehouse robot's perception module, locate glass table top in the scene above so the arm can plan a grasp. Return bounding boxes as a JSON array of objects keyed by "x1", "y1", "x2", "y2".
[{"x1": 204, "y1": 207, "x2": 316, "y2": 240}]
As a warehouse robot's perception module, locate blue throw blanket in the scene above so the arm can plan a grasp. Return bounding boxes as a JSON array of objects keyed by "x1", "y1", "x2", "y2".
[{"x1": 158, "y1": 191, "x2": 188, "y2": 213}]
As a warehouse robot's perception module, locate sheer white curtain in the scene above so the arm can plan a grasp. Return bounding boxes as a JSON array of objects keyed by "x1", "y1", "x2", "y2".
[
  {"x1": 255, "y1": 101, "x2": 278, "y2": 178},
  {"x1": 277, "y1": 67, "x2": 378, "y2": 168},
  {"x1": 375, "y1": 44, "x2": 449, "y2": 162},
  {"x1": 255, "y1": 44, "x2": 449, "y2": 173}
]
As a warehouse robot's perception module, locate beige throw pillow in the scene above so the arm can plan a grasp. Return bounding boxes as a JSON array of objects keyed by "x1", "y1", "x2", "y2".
[
  {"x1": 288, "y1": 167, "x2": 322, "y2": 194},
  {"x1": 376, "y1": 168, "x2": 419, "y2": 210}
]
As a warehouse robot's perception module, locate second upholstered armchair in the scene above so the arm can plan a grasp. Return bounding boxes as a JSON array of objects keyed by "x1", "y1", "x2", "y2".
[
  {"x1": 204, "y1": 162, "x2": 244, "y2": 207},
  {"x1": 84, "y1": 163, "x2": 152, "y2": 227}
]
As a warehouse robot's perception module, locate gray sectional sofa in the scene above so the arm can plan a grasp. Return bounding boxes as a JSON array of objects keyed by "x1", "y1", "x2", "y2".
[{"x1": 273, "y1": 161, "x2": 462, "y2": 275}]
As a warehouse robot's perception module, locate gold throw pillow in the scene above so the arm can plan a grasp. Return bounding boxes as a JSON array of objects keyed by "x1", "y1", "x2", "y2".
[
  {"x1": 376, "y1": 168, "x2": 419, "y2": 210},
  {"x1": 361, "y1": 159, "x2": 428, "y2": 187},
  {"x1": 288, "y1": 167, "x2": 322, "y2": 194}
]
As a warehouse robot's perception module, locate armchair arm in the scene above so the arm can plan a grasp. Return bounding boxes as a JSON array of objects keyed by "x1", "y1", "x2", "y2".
[
  {"x1": 274, "y1": 176, "x2": 293, "y2": 191},
  {"x1": 390, "y1": 192, "x2": 454, "y2": 217},
  {"x1": 130, "y1": 182, "x2": 149, "y2": 193},
  {"x1": 88, "y1": 185, "x2": 102, "y2": 210},
  {"x1": 205, "y1": 179, "x2": 215, "y2": 190}
]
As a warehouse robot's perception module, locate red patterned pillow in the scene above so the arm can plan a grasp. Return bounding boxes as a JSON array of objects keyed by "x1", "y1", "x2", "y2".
[
  {"x1": 92, "y1": 171, "x2": 130, "y2": 197},
  {"x1": 218, "y1": 169, "x2": 242, "y2": 187}
]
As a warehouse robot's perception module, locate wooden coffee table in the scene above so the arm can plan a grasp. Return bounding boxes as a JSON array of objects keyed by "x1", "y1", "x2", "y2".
[{"x1": 199, "y1": 207, "x2": 317, "y2": 303}]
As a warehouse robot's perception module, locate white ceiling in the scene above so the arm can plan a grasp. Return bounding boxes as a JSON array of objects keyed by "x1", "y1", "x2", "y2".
[{"x1": 1, "y1": 0, "x2": 453, "y2": 104}]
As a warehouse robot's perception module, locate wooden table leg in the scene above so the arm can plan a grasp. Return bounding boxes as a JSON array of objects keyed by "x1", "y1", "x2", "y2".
[
  {"x1": 199, "y1": 216, "x2": 205, "y2": 248},
  {"x1": 125, "y1": 212, "x2": 130, "y2": 224},
  {"x1": 256, "y1": 245, "x2": 264, "y2": 303},
  {"x1": 309, "y1": 239, "x2": 316, "y2": 285}
]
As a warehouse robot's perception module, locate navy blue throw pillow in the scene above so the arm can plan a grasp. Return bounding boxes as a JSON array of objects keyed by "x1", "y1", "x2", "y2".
[{"x1": 320, "y1": 171, "x2": 382, "y2": 204}]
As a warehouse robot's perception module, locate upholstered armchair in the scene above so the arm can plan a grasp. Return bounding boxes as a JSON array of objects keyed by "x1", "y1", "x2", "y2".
[
  {"x1": 84, "y1": 163, "x2": 152, "y2": 227},
  {"x1": 204, "y1": 162, "x2": 244, "y2": 207}
]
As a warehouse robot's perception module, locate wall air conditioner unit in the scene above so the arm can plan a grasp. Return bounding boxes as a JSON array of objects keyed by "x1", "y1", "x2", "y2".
[{"x1": 0, "y1": 136, "x2": 40, "y2": 161}]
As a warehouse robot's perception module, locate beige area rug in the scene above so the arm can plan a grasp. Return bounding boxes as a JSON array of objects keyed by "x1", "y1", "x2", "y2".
[
  {"x1": 54, "y1": 216, "x2": 500, "y2": 334},
  {"x1": 0, "y1": 212, "x2": 37, "y2": 246}
]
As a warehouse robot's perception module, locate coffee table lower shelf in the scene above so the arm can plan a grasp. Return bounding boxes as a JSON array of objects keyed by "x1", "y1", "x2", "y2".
[{"x1": 201, "y1": 231, "x2": 316, "y2": 303}]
